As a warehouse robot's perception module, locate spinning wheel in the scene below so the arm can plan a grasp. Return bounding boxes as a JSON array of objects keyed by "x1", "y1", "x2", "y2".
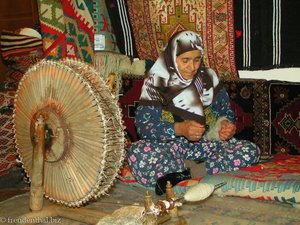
[
  {"x1": 13, "y1": 59, "x2": 125, "y2": 208},
  {"x1": 12, "y1": 59, "x2": 213, "y2": 225}
]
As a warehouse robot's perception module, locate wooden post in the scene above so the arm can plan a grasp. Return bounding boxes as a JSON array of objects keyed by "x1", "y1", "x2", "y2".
[
  {"x1": 29, "y1": 115, "x2": 46, "y2": 211},
  {"x1": 144, "y1": 191, "x2": 157, "y2": 225},
  {"x1": 165, "y1": 181, "x2": 178, "y2": 217}
]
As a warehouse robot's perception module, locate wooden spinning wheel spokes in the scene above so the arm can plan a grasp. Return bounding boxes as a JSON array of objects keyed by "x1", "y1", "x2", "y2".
[{"x1": 13, "y1": 59, "x2": 125, "y2": 207}]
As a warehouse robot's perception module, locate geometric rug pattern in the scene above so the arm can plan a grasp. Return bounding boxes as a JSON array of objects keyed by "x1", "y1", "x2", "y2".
[
  {"x1": 269, "y1": 82, "x2": 300, "y2": 155},
  {"x1": 0, "y1": 87, "x2": 17, "y2": 176},
  {"x1": 126, "y1": 0, "x2": 238, "y2": 77},
  {"x1": 38, "y1": 0, "x2": 94, "y2": 64},
  {"x1": 222, "y1": 78, "x2": 270, "y2": 156}
]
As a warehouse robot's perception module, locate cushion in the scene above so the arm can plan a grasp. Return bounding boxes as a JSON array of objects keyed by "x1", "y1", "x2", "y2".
[
  {"x1": 222, "y1": 78, "x2": 270, "y2": 156},
  {"x1": 126, "y1": 0, "x2": 238, "y2": 77},
  {"x1": 269, "y1": 81, "x2": 300, "y2": 155},
  {"x1": 119, "y1": 75, "x2": 145, "y2": 142},
  {"x1": 1, "y1": 30, "x2": 44, "y2": 73},
  {"x1": 174, "y1": 155, "x2": 300, "y2": 206}
]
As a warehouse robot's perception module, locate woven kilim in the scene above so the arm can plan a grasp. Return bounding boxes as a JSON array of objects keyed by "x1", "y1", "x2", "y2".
[
  {"x1": 38, "y1": 0, "x2": 94, "y2": 64},
  {"x1": 105, "y1": 0, "x2": 138, "y2": 57},
  {"x1": 126, "y1": 0, "x2": 237, "y2": 77},
  {"x1": 62, "y1": 0, "x2": 94, "y2": 64},
  {"x1": 234, "y1": 0, "x2": 300, "y2": 70},
  {"x1": 38, "y1": 0, "x2": 66, "y2": 60}
]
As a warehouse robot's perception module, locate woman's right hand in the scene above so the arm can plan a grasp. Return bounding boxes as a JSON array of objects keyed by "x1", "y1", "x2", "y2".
[{"x1": 174, "y1": 120, "x2": 206, "y2": 141}]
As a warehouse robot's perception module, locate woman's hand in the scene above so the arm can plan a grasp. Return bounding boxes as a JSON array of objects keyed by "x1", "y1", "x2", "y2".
[
  {"x1": 174, "y1": 120, "x2": 206, "y2": 141},
  {"x1": 218, "y1": 120, "x2": 236, "y2": 141}
]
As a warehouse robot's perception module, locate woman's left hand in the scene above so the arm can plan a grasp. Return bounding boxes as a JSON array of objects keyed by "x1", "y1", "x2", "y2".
[{"x1": 218, "y1": 120, "x2": 236, "y2": 141}]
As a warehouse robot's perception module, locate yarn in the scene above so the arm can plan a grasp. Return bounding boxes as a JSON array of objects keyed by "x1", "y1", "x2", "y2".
[
  {"x1": 183, "y1": 183, "x2": 215, "y2": 202},
  {"x1": 206, "y1": 116, "x2": 228, "y2": 141}
]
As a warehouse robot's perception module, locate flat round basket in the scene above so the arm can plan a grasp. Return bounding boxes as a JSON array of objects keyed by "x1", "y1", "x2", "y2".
[{"x1": 13, "y1": 59, "x2": 125, "y2": 207}]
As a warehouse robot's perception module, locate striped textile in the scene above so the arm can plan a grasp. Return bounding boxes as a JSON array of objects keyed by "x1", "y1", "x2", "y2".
[
  {"x1": 0, "y1": 31, "x2": 44, "y2": 73},
  {"x1": 105, "y1": 0, "x2": 138, "y2": 58},
  {"x1": 1, "y1": 31, "x2": 42, "y2": 56},
  {"x1": 234, "y1": 0, "x2": 300, "y2": 70}
]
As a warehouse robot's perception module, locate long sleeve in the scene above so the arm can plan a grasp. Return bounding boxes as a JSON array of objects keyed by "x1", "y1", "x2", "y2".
[
  {"x1": 210, "y1": 88, "x2": 235, "y2": 124},
  {"x1": 135, "y1": 105, "x2": 176, "y2": 141}
]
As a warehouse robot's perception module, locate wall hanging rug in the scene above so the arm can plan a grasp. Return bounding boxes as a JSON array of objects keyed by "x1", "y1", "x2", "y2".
[
  {"x1": 38, "y1": 0, "x2": 94, "y2": 64},
  {"x1": 93, "y1": 0, "x2": 120, "y2": 53},
  {"x1": 105, "y1": 0, "x2": 139, "y2": 58},
  {"x1": 119, "y1": 75, "x2": 272, "y2": 156},
  {"x1": 126, "y1": 0, "x2": 237, "y2": 78},
  {"x1": 269, "y1": 82, "x2": 300, "y2": 155},
  {"x1": 38, "y1": 0, "x2": 67, "y2": 60},
  {"x1": 234, "y1": 0, "x2": 300, "y2": 70}
]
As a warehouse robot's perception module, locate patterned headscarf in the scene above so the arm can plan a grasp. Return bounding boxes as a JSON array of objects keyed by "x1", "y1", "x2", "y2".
[{"x1": 139, "y1": 30, "x2": 222, "y2": 125}]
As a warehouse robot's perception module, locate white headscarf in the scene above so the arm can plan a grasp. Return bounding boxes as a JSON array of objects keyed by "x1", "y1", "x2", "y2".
[{"x1": 139, "y1": 30, "x2": 222, "y2": 124}]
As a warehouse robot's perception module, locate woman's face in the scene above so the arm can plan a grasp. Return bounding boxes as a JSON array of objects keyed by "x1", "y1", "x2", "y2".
[{"x1": 175, "y1": 50, "x2": 202, "y2": 80}]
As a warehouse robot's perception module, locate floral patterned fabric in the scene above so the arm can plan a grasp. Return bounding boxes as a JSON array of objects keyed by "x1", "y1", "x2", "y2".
[{"x1": 127, "y1": 89, "x2": 260, "y2": 187}]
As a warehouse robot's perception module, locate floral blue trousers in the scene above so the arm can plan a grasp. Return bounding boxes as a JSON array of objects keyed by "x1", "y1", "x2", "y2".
[{"x1": 127, "y1": 137, "x2": 260, "y2": 187}]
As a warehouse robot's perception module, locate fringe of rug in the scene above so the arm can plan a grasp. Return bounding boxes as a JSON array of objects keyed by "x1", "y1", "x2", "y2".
[{"x1": 94, "y1": 52, "x2": 145, "y2": 98}]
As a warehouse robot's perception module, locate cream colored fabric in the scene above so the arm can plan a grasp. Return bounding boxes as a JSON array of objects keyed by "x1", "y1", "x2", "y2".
[{"x1": 94, "y1": 52, "x2": 145, "y2": 98}]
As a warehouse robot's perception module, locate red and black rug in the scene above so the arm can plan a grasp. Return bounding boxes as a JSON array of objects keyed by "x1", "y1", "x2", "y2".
[{"x1": 269, "y1": 82, "x2": 300, "y2": 155}]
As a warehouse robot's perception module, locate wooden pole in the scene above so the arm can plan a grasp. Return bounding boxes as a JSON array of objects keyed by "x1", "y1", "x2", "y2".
[
  {"x1": 29, "y1": 115, "x2": 46, "y2": 211},
  {"x1": 144, "y1": 191, "x2": 157, "y2": 225},
  {"x1": 165, "y1": 181, "x2": 178, "y2": 217}
]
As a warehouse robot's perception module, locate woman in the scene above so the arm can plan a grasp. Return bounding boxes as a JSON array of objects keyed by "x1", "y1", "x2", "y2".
[{"x1": 127, "y1": 30, "x2": 260, "y2": 195}]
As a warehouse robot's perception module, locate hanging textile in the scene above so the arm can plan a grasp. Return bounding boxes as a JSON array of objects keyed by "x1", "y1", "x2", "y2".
[
  {"x1": 234, "y1": 0, "x2": 300, "y2": 70},
  {"x1": 93, "y1": 0, "x2": 120, "y2": 53},
  {"x1": 126, "y1": 0, "x2": 238, "y2": 78},
  {"x1": 38, "y1": 0, "x2": 94, "y2": 64},
  {"x1": 105, "y1": 0, "x2": 138, "y2": 58}
]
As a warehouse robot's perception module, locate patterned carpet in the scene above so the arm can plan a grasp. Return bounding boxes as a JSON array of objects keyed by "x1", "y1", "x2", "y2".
[
  {"x1": 126, "y1": 0, "x2": 237, "y2": 77},
  {"x1": 222, "y1": 78, "x2": 270, "y2": 156},
  {"x1": 38, "y1": 0, "x2": 94, "y2": 64},
  {"x1": 269, "y1": 82, "x2": 300, "y2": 155},
  {"x1": 0, "y1": 80, "x2": 18, "y2": 176}
]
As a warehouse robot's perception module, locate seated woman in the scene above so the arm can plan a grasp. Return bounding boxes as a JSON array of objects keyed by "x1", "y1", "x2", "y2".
[{"x1": 127, "y1": 30, "x2": 260, "y2": 195}]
